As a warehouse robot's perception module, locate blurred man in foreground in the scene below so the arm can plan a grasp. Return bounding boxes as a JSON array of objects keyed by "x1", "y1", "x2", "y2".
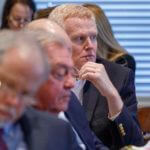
[{"x1": 0, "y1": 29, "x2": 80, "y2": 150}]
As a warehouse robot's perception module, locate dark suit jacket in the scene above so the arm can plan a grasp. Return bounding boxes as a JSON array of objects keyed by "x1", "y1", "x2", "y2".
[
  {"x1": 66, "y1": 92, "x2": 109, "y2": 150},
  {"x1": 81, "y1": 58, "x2": 144, "y2": 150},
  {"x1": 18, "y1": 107, "x2": 81, "y2": 150}
]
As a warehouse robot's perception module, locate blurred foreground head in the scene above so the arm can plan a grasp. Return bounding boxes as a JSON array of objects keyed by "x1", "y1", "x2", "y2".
[{"x1": 0, "y1": 29, "x2": 49, "y2": 126}]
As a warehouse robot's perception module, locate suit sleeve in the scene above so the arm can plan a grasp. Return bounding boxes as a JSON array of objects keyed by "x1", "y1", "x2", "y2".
[{"x1": 113, "y1": 70, "x2": 144, "y2": 146}]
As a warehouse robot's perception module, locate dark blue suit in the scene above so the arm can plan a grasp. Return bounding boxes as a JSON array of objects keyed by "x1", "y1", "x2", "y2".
[
  {"x1": 82, "y1": 58, "x2": 144, "y2": 149},
  {"x1": 19, "y1": 108, "x2": 81, "y2": 150},
  {"x1": 65, "y1": 92, "x2": 109, "y2": 150}
]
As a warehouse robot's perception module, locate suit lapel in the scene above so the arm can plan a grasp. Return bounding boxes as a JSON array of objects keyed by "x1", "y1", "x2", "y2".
[
  {"x1": 19, "y1": 113, "x2": 32, "y2": 150},
  {"x1": 65, "y1": 94, "x2": 95, "y2": 149},
  {"x1": 82, "y1": 58, "x2": 103, "y2": 122},
  {"x1": 19, "y1": 108, "x2": 46, "y2": 150},
  {"x1": 65, "y1": 101, "x2": 88, "y2": 147},
  {"x1": 83, "y1": 81, "x2": 100, "y2": 122},
  {"x1": 82, "y1": 58, "x2": 112, "y2": 130},
  {"x1": 83, "y1": 81, "x2": 110, "y2": 132},
  {"x1": 65, "y1": 111, "x2": 88, "y2": 144},
  {"x1": 27, "y1": 123, "x2": 47, "y2": 150}
]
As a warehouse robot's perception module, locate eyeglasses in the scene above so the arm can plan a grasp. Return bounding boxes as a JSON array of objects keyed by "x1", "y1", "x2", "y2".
[
  {"x1": 9, "y1": 15, "x2": 31, "y2": 26},
  {"x1": 51, "y1": 64, "x2": 79, "y2": 81},
  {"x1": 0, "y1": 81, "x2": 36, "y2": 105}
]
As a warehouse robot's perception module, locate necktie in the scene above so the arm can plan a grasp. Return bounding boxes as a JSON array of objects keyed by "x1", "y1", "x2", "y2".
[{"x1": 0, "y1": 129, "x2": 8, "y2": 150}]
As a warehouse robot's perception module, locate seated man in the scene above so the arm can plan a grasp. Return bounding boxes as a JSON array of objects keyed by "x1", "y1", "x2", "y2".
[
  {"x1": 49, "y1": 4, "x2": 144, "y2": 149},
  {"x1": 0, "y1": 30, "x2": 80, "y2": 150},
  {"x1": 27, "y1": 19, "x2": 109, "y2": 150}
]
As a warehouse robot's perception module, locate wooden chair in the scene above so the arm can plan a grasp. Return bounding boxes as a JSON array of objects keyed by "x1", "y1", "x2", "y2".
[{"x1": 137, "y1": 107, "x2": 150, "y2": 143}]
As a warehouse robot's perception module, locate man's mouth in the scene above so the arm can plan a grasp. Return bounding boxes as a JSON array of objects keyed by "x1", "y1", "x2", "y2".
[{"x1": 82, "y1": 55, "x2": 95, "y2": 61}]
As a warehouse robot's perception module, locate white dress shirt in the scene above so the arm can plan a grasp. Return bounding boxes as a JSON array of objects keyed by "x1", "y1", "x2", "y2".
[{"x1": 71, "y1": 80, "x2": 86, "y2": 105}]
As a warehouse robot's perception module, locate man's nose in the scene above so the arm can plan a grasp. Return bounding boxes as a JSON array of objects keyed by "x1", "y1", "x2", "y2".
[
  {"x1": 64, "y1": 73, "x2": 75, "y2": 89},
  {"x1": 84, "y1": 37, "x2": 94, "y2": 50}
]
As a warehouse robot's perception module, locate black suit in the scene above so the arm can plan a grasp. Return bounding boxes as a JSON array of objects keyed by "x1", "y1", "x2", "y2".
[
  {"x1": 18, "y1": 107, "x2": 81, "y2": 150},
  {"x1": 81, "y1": 58, "x2": 144, "y2": 149},
  {"x1": 66, "y1": 92, "x2": 109, "y2": 150}
]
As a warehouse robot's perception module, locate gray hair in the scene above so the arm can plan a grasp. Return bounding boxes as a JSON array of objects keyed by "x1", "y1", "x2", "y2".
[
  {"x1": 0, "y1": 29, "x2": 50, "y2": 84},
  {"x1": 49, "y1": 4, "x2": 95, "y2": 29},
  {"x1": 27, "y1": 28, "x2": 68, "y2": 50},
  {"x1": 26, "y1": 19, "x2": 72, "y2": 54},
  {"x1": 0, "y1": 29, "x2": 45, "y2": 60}
]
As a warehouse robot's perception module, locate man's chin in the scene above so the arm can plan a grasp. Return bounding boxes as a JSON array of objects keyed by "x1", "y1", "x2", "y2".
[
  {"x1": 58, "y1": 96, "x2": 70, "y2": 112},
  {"x1": 59, "y1": 103, "x2": 69, "y2": 112}
]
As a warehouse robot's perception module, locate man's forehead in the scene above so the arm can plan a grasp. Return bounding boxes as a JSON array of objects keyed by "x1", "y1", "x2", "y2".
[
  {"x1": 65, "y1": 17, "x2": 96, "y2": 26},
  {"x1": 0, "y1": 67, "x2": 41, "y2": 95},
  {"x1": 64, "y1": 17, "x2": 97, "y2": 34}
]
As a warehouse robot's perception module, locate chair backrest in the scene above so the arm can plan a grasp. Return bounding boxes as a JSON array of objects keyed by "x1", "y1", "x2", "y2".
[
  {"x1": 137, "y1": 107, "x2": 150, "y2": 143},
  {"x1": 138, "y1": 107, "x2": 150, "y2": 132}
]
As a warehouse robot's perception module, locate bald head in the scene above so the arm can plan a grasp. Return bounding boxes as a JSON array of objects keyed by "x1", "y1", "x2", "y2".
[{"x1": 27, "y1": 19, "x2": 71, "y2": 49}]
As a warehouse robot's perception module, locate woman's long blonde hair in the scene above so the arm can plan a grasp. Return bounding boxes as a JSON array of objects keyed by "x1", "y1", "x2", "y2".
[{"x1": 83, "y1": 3, "x2": 126, "y2": 61}]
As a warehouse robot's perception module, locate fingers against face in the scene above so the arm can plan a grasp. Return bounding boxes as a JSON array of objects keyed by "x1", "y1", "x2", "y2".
[
  {"x1": 79, "y1": 62, "x2": 104, "y2": 81},
  {"x1": 79, "y1": 61, "x2": 116, "y2": 97}
]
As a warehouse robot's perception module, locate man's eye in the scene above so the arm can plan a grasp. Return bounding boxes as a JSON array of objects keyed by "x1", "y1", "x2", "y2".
[
  {"x1": 52, "y1": 68, "x2": 66, "y2": 80},
  {"x1": 54, "y1": 73, "x2": 64, "y2": 80},
  {"x1": 90, "y1": 35, "x2": 97, "y2": 41},
  {"x1": 73, "y1": 36, "x2": 85, "y2": 44}
]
